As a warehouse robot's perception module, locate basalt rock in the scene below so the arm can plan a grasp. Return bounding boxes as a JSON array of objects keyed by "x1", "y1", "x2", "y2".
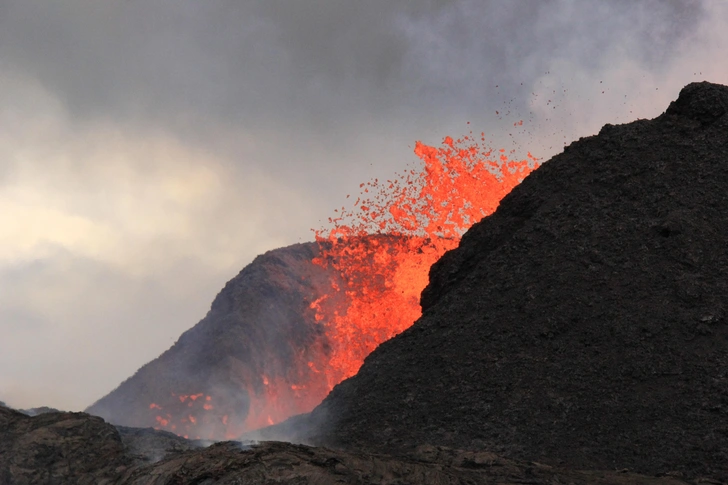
[
  {"x1": 276, "y1": 81, "x2": 728, "y2": 480},
  {"x1": 0, "y1": 404, "x2": 695, "y2": 485},
  {"x1": 0, "y1": 404, "x2": 131, "y2": 484}
]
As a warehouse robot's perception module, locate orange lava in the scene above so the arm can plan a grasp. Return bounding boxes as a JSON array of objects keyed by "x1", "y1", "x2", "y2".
[
  {"x1": 312, "y1": 133, "x2": 538, "y2": 387},
  {"x1": 150, "y1": 131, "x2": 538, "y2": 439}
]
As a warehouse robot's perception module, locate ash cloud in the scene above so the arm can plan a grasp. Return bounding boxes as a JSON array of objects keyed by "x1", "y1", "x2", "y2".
[{"x1": 0, "y1": 0, "x2": 726, "y2": 411}]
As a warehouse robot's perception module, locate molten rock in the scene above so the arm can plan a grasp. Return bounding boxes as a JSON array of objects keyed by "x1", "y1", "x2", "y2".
[
  {"x1": 87, "y1": 236, "x2": 429, "y2": 440},
  {"x1": 86, "y1": 130, "x2": 536, "y2": 441},
  {"x1": 267, "y1": 82, "x2": 728, "y2": 480}
]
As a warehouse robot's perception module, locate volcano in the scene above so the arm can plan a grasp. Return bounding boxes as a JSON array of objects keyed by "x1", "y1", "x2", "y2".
[
  {"x1": 87, "y1": 134, "x2": 535, "y2": 440},
  {"x1": 86, "y1": 241, "x2": 334, "y2": 439},
  {"x1": 260, "y1": 82, "x2": 728, "y2": 480},
  {"x1": 87, "y1": 237, "x2": 434, "y2": 440},
  {"x1": 5, "y1": 81, "x2": 728, "y2": 484}
]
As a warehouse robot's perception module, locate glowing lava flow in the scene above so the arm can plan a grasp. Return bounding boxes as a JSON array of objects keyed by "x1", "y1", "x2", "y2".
[
  {"x1": 149, "y1": 393, "x2": 218, "y2": 440},
  {"x1": 312, "y1": 133, "x2": 539, "y2": 389},
  {"x1": 149, "y1": 131, "x2": 538, "y2": 439}
]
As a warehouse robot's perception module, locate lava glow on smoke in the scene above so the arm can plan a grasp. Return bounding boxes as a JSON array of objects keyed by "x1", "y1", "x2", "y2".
[{"x1": 150, "y1": 131, "x2": 538, "y2": 440}]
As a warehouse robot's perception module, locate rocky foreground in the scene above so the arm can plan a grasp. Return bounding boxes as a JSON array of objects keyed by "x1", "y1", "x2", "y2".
[{"x1": 0, "y1": 404, "x2": 706, "y2": 484}]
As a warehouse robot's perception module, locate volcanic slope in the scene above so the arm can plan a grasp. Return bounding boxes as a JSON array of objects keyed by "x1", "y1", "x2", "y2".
[
  {"x1": 86, "y1": 242, "x2": 338, "y2": 439},
  {"x1": 292, "y1": 82, "x2": 728, "y2": 479}
]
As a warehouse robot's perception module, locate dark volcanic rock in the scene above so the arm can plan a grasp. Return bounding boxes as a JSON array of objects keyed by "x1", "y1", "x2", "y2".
[
  {"x1": 0, "y1": 404, "x2": 132, "y2": 484},
  {"x1": 0, "y1": 404, "x2": 693, "y2": 485},
  {"x1": 280, "y1": 82, "x2": 728, "y2": 480}
]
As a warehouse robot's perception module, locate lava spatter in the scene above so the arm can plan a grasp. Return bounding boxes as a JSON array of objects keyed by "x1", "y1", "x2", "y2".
[
  {"x1": 312, "y1": 134, "x2": 538, "y2": 389},
  {"x1": 147, "y1": 133, "x2": 538, "y2": 439}
]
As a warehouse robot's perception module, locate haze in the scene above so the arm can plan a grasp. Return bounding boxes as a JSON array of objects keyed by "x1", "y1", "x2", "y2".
[{"x1": 1, "y1": 0, "x2": 727, "y2": 411}]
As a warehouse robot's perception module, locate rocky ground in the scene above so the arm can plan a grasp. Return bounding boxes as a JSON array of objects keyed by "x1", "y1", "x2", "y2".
[{"x1": 0, "y1": 404, "x2": 709, "y2": 484}]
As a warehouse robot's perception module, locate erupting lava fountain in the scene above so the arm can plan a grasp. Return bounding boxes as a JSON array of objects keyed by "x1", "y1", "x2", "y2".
[{"x1": 89, "y1": 130, "x2": 538, "y2": 441}]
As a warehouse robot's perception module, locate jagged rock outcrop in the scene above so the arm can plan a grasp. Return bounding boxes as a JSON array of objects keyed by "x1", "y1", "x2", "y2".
[
  {"x1": 0, "y1": 405, "x2": 131, "y2": 484},
  {"x1": 268, "y1": 82, "x2": 728, "y2": 480},
  {"x1": 0, "y1": 404, "x2": 695, "y2": 484}
]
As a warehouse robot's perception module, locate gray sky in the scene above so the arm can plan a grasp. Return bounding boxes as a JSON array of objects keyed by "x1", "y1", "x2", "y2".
[{"x1": 1, "y1": 0, "x2": 726, "y2": 411}]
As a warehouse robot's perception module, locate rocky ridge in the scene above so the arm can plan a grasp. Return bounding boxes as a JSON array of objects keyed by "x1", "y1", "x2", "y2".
[{"x1": 0, "y1": 404, "x2": 701, "y2": 484}]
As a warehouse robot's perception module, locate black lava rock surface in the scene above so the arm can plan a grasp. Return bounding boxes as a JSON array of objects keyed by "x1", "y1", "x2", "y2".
[
  {"x1": 299, "y1": 82, "x2": 728, "y2": 480},
  {"x1": 0, "y1": 404, "x2": 692, "y2": 485}
]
